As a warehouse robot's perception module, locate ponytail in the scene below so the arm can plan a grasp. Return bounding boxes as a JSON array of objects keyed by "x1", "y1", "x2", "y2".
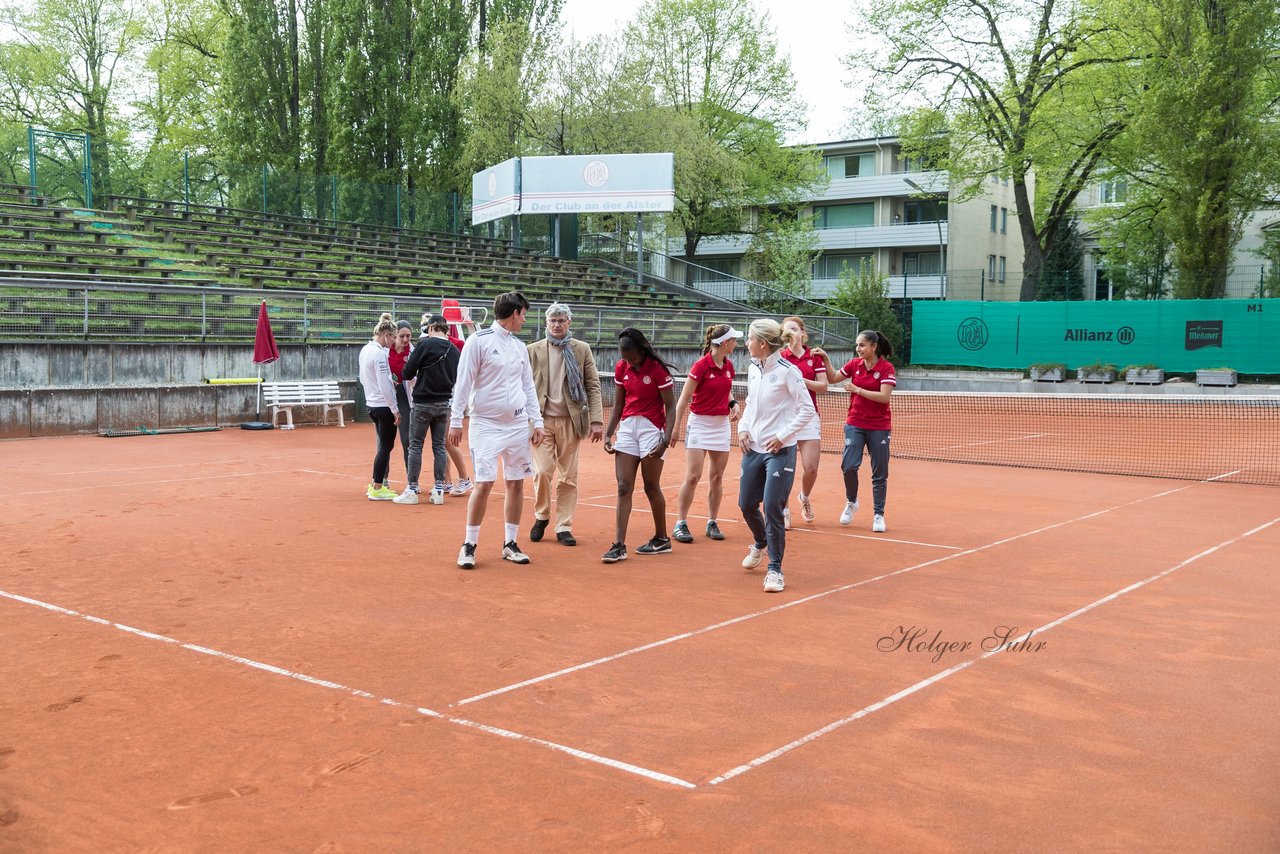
[
  {"x1": 373, "y1": 312, "x2": 396, "y2": 337},
  {"x1": 702, "y1": 323, "x2": 731, "y2": 355},
  {"x1": 859, "y1": 329, "x2": 894, "y2": 361}
]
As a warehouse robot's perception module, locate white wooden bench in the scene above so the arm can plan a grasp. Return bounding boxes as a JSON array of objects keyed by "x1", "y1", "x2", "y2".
[{"x1": 261, "y1": 380, "x2": 353, "y2": 429}]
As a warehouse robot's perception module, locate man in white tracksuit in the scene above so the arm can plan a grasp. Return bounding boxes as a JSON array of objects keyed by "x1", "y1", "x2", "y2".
[{"x1": 448, "y1": 291, "x2": 546, "y2": 569}]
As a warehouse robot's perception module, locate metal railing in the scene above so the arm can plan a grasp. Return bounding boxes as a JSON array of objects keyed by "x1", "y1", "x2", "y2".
[{"x1": 0, "y1": 276, "x2": 858, "y2": 351}]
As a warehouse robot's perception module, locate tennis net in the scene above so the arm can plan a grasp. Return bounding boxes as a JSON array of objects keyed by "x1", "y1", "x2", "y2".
[{"x1": 666, "y1": 379, "x2": 1279, "y2": 485}]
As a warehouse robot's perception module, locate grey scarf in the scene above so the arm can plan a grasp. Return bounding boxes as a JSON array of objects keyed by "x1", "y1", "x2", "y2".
[{"x1": 548, "y1": 334, "x2": 587, "y2": 403}]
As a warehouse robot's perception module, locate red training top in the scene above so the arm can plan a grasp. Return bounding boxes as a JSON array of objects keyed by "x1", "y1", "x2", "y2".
[
  {"x1": 687, "y1": 353, "x2": 735, "y2": 416},
  {"x1": 839, "y1": 356, "x2": 896, "y2": 430},
  {"x1": 388, "y1": 345, "x2": 410, "y2": 385},
  {"x1": 448, "y1": 335, "x2": 465, "y2": 352},
  {"x1": 615, "y1": 357, "x2": 674, "y2": 430},
  {"x1": 781, "y1": 345, "x2": 820, "y2": 410}
]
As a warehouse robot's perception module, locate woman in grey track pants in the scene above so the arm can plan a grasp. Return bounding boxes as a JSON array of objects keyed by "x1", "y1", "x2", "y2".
[{"x1": 735, "y1": 318, "x2": 817, "y2": 593}]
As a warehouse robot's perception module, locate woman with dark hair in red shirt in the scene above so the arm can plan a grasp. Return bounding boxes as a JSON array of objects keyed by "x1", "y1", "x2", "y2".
[{"x1": 814, "y1": 330, "x2": 896, "y2": 533}]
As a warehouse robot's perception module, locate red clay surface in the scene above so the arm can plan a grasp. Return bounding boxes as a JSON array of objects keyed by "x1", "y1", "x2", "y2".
[{"x1": 1, "y1": 426, "x2": 1278, "y2": 852}]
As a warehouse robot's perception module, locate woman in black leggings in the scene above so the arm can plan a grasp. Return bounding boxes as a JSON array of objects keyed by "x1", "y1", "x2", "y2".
[{"x1": 358, "y1": 312, "x2": 401, "y2": 500}]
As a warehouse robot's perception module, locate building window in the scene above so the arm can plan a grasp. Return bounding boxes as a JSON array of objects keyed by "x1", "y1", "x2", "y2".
[
  {"x1": 813, "y1": 253, "x2": 873, "y2": 279},
  {"x1": 816, "y1": 202, "x2": 874, "y2": 229},
  {"x1": 988, "y1": 254, "x2": 997, "y2": 280},
  {"x1": 904, "y1": 198, "x2": 947, "y2": 223},
  {"x1": 1000, "y1": 208, "x2": 1007, "y2": 234},
  {"x1": 998, "y1": 256, "x2": 1007, "y2": 283},
  {"x1": 825, "y1": 153, "x2": 875, "y2": 179},
  {"x1": 690, "y1": 257, "x2": 740, "y2": 282},
  {"x1": 990, "y1": 205, "x2": 998, "y2": 232},
  {"x1": 902, "y1": 153, "x2": 937, "y2": 172},
  {"x1": 903, "y1": 251, "x2": 943, "y2": 276},
  {"x1": 1099, "y1": 179, "x2": 1128, "y2": 204}
]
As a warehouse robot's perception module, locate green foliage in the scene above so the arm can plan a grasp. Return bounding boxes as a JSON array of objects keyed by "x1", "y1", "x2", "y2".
[
  {"x1": 1252, "y1": 229, "x2": 1280, "y2": 299},
  {"x1": 827, "y1": 260, "x2": 903, "y2": 352},
  {"x1": 744, "y1": 212, "x2": 820, "y2": 312},
  {"x1": 1037, "y1": 215, "x2": 1086, "y2": 300}
]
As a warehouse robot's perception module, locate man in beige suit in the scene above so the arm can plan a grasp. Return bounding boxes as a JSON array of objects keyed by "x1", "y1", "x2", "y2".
[{"x1": 527, "y1": 303, "x2": 604, "y2": 546}]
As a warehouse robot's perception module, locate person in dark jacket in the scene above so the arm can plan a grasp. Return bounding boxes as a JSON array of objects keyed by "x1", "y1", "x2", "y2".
[{"x1": 395, "y1": 314, "x2": 461, "y2": 505}]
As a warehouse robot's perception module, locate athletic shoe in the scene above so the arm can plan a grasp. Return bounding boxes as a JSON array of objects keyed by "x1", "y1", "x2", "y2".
[
  {"x1": 368, "y1": 484, "x2": 395, "y2": 501},
  {"x1": 636, "y1": 536, "x2": 672, "y2": 555},
  {"x1": 428, "y1": 488, "x2": 445, "y2": 505},
  {"x1": 783, "y1": 507, "x2": 791, "y2": 530},
  {"x1": 530, "y1": 518, "x2": 549, "y2": 542},
  {"x1": 443, "y1": 481, "x2": 454, "y2": 493},
  {"x1": 672, "y1": 521, "x2": 694, "y2": 543},
  {"x1": 705, "y1": 521, "x2": 725, "y2": 541},
  {"x1": 742, "y1": 544, "x2": 764, "y2": 570},
  {"x1": 502, "y1": 541, "x2": 531, "y2": 564},
  {"x1": 556, "y1": 531, "x2": 577, "y2": 547},
  {"x1": 451, "y1": 478, "x2": 472, "y2": 496},
  {"x1": 800, "y1": 494, "x2": 815, "y2": 524},
  {"x1": 457, "y1": 543, "x2": 477, "y2": 569},
  {"x1": 393, "y1": 487, "x2": 419, "y2": 505},
  {"x1": 840, "y1": 500, "x2": 859, "y2": 526},
  {"x1": 763, "y1": 570, "x2": 785, "y2": 593},
  {"x1": 872, "y1": 514, "x2": 886, "y2": 533},
  {"x1": 602, "y1": 542, "x2": 628, "y2": 563}
]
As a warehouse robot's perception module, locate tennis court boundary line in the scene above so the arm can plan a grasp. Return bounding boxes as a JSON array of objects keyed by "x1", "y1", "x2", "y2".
[
  {"x1": 0, "y1": 589, "x2": 697, "y2": 790},
  {"x1": 708, "y1": 514, "x2": 1280, "y2": 785},
  {"x1": 453, "y1": 475, "x2": 1226, "y2": 708}
]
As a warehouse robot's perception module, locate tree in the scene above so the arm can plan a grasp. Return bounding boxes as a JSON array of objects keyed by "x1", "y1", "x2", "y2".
[
  {"x1": 828, "y1": 260, "x2": 904, "y2": 357},
  {"x1": 1037, "y1": 214, "x2": 1086, "y2": 299},
  {"x1": 623, "y1": 0, "x2": 824, "y2": 278},
  {"x1": 0, "y1": 0, "x2": 146, "y2": 200},
  {"x1": 744, "y1": 212, "x2": 821, "y2": 312},
  {"x1": 1104, "y1": 0, "x2": 1280, "y2": 298},
  {"x1": 853, "y1": 0, "x2": 1137, "y2": 300}
]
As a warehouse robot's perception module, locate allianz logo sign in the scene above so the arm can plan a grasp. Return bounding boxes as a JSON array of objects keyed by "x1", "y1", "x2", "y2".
[{"x1": 1063, "y1": 325, "x2": 1135, "y2": 344}]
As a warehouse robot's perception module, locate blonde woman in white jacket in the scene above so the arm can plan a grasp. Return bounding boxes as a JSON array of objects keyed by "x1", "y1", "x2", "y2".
[
  {"x1": 358, "y1": 312, "x2": 401, "y2": 500},
  {"x1": 736, "y1": 318, "x2": 817, "y2": 592}
]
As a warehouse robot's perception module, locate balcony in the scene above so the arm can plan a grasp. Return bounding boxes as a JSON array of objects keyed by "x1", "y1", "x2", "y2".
[
  {"x1": 885, "y1": 274, "x2": 946, "y2": 299},
  {"x1": 816, "y1": 221, "x2": 947, "y2": 251},
  {"x1": 817, "y1": 170, "x2": 949, "y2": 202}
]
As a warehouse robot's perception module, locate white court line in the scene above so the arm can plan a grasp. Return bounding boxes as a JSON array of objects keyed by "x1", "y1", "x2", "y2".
[
  {"x1": 930, "y1": 432, "x2": 1051, "y2": 450},
  {"x1": 0, "y1": 469, "x2": 299, "y2": 499},
  {"x1": 708, "y1": 514, "x2": 1280, "y2": 785},
  {"x1": 0, "y1": 589, "x2": 697, "y2": 790},
  {"x1": 452, "y1": 476, "x2": 1224, "y2": 708}
]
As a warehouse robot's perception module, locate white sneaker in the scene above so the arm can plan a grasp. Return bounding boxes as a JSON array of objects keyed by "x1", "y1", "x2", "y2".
[
  {"x1": 502, "y1": 541, "x2": 531, "y2": 564},
  {"x1": 742, "y1": 544, "x2": 764, "y2": 570},
  {"x1": 872, "y1": 514, "x2": 886, "y2": 533},
  {"x1": 457, "y1": 543, "x2": 477, "y2": 569},
  {"x1": 783, "y1": 507, "x2": 791, "y2": 530},
  {"x1": 840, "y1": 500, "x2": 859, "y2": 526},
  {"x1": 392, "y1": 487, "x2": 419, "y2": 505},
  {"x1": 451, "y1": 478, "x2": 472, "y2": 496},
  {"x1": 763, "y1": 570, "x2": 785, "y2": 592},
  {"x1": 799, "y1": 494, "x2": 815, "y2": 523},
  {"x1": 429, "y1": 488, "x2": 445, "y2": 505}
]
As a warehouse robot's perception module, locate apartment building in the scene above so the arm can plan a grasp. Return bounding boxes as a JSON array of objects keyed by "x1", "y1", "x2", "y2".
[{"x1": 672, "y1": 136, "x2": 1028, "y2": 302}]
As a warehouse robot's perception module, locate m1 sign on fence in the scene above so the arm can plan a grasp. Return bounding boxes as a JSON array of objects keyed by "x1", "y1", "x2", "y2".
[
  {"x1": 912, "y1": 299, "x2": 1280, "y2": 373},
  {"x1": 518, "y1": 153, "x2": 675, "y2": 214},
  {"x1": 471, "y1": 157, "x2": 520, "y2": 225}
]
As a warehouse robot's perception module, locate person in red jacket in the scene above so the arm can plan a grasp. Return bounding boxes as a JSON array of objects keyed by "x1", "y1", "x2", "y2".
[{"x1": 814, "y1": 330, "x2": 896, "y2": 533}]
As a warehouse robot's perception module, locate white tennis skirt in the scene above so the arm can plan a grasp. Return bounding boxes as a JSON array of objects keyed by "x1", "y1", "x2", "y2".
[
  {"x1": 796, "y1": 408, "x2": 821, "y2": 442},
  {"x1": 684, "y1": 412, "x2": 731, "y2": 452},
  {"x1": 614, "y1": 415, "x2": 666, "y2": 459}
]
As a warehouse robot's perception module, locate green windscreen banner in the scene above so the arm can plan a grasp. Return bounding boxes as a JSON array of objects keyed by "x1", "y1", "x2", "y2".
[{"x1": 911, "y1": 299, "x2": 1280, "y2": 372}]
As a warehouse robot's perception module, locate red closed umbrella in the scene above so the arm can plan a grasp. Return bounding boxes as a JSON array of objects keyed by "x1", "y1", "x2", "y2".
[
  {"x1": 253, "y1": 300, "x2": 280, "y2": 365},
  {"x1": 243, "y1": 301, "x2": 280, "y2": 429}
]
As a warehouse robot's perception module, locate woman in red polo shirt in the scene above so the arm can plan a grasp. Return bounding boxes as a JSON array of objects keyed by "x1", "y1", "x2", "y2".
[
  {"x1": 601, "y1": 327, "x2": 677, "y2": 563},
  {"x1": 780, "y1": 316, "x2": 828, "y2": 529},
  {"x1": 669, "y1": 323, "x2": 743, "y2": 545},
  {"x1": 814, "y1": 330, "x2": 896, "y2": 533}
]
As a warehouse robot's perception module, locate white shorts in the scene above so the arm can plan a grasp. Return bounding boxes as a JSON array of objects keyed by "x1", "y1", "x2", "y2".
[
  {"x1": 613, "y1": 415, "x2": 665, "y2": 459},
  {"x1": 796, "y1": 409, "x2": 821, "y2": 442},
  {"x1": 684, "y1": 412, "x2": 731, "y2": 452},
  {"x1": 469, "y1": 419, "x2": 534, "y2": 482}
]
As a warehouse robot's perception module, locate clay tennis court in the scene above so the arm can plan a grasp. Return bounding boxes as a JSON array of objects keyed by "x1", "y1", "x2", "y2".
[{"x1": 2, "y1": 424, "x2": 1278, "y2": 851}]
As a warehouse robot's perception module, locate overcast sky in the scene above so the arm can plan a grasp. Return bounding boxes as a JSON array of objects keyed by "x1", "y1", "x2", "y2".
[{"x1": 557, "y1": 0, "x2": 862, "y2": 145}]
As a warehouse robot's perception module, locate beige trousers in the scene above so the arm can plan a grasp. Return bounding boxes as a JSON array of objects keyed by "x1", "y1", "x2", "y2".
[{"x1": 532, "y1": 415, "x2": 582, "y2": 533}]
